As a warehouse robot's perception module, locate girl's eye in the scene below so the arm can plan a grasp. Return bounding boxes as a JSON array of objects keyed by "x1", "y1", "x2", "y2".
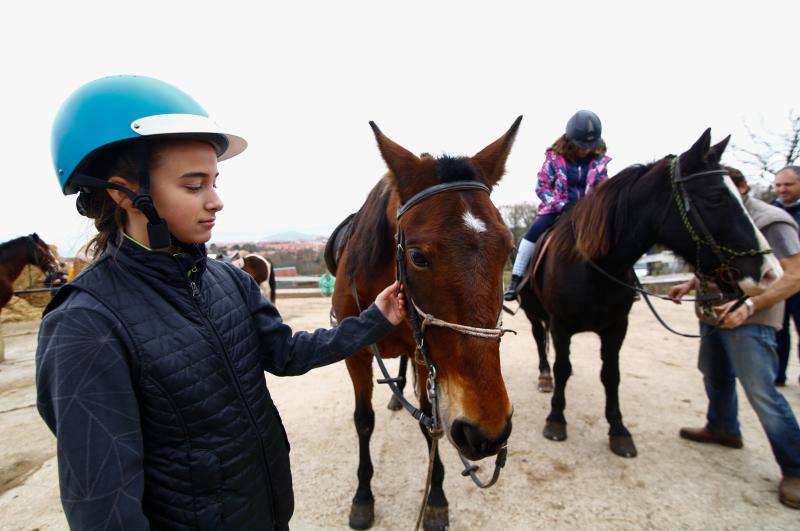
[
  {"x1": 186, "y1": 186, "x2": 202, "y2": 192},
  {"x1": 409, "y1": 249, "x2": 430, "y2": 268}
]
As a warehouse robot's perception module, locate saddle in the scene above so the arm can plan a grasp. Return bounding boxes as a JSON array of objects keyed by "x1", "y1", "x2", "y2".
[{"x1": 324, "y1": 212, "x2": 358, "y2": 275}]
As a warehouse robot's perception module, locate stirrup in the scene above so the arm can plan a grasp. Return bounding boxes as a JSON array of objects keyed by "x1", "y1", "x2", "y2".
[{"x1": 503, "y1": 276, "x2": 521, "y2": 301}]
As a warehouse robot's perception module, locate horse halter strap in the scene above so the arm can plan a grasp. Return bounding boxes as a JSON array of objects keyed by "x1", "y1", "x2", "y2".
[{"x1": 669, "y1": 157, "x2": 772, "y2": 293}]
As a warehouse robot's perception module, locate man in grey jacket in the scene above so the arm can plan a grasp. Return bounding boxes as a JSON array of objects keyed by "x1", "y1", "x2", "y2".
[{"x1": 670, "y1": 166, "x2": 800, "y2": 509}]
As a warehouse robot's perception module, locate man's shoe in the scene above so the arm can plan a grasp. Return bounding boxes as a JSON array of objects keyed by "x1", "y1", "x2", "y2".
[
  {"x1": 779, "y1": 476, "x2": 800, "y2": 509},
  {"x1": 503, "y1": 275, "x2": 522, "y2": 301},
  {"x1": 679, "y1": 426, "x2": 743, "y2": 449}
]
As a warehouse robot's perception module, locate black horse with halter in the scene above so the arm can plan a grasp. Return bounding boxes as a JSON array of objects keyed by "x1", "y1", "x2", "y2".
[{"x1": 582, "y1": 157, "x2": 772, "y2": 338}]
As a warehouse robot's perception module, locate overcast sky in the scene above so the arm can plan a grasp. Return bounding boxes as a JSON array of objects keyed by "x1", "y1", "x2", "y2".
[{"x1": 2, "y1": 1, "x2": 797, "y2": 256}]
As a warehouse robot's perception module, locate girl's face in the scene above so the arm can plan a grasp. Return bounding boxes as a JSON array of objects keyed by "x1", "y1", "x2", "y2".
[{"x1": 149, "y1": 140, "x2": 223, "y2": 244}]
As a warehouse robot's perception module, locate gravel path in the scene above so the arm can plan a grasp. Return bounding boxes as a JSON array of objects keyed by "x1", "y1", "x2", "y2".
[{"x1": 1, "y1": 297, "x2": 799, "y2": 530}]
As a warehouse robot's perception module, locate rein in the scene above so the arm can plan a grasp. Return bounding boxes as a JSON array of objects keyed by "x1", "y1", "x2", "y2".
[{"x1": 352, "y1": 180, "x2": 512, "y2": 527}]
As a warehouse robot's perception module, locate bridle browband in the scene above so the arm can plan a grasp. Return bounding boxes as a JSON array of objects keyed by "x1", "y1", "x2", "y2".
[{"x1": 351, "y1": 179, "x2": 512, "y2": 528}]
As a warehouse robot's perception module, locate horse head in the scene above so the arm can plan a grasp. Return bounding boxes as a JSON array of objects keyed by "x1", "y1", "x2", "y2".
[
  {"x1": 660, "y1": 129, "x2": 780, "y2": 295},
  {"x1": 370, "y1": 117, "x2": 520, "y2": 460},
  {"x1": 29, "y1": 233, "x2": 58, "y2": 273}
]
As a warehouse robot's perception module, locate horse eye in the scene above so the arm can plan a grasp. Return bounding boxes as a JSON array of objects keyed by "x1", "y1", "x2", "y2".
[
  {"x1": 706, "y1": 194, "x2": 725, "y2": 206},
  {"x1": 409, "y1": 249, "x2": 430, "y2": 267}
]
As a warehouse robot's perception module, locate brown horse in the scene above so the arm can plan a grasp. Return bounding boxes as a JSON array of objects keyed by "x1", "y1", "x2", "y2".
[
  {"x1": 215, "y1": 252, "x2": 277, "y2": 303},
  {"x1": 241, "y1": 254, "x2": 276, "y2": 303},
  {"x1": 331, "y1": 118, "x2": 520, "y2": 530},
  {"x1": 0, "y1": 234, "x2": 59, "y2": 312}
]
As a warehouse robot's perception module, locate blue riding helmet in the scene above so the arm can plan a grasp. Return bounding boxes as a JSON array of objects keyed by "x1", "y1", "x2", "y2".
[{"x1": 51, "y1": 75, "x2": 247, "y2": 194}]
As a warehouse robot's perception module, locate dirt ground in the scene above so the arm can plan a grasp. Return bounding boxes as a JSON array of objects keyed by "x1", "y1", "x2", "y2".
[{"x1": 1, "y1": 296, "x2": 799, "y2": 530}]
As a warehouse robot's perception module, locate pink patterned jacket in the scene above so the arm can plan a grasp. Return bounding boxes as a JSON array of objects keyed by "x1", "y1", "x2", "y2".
[{"x1": 535, "y1": 150, "x2": 611, "y2": 215}]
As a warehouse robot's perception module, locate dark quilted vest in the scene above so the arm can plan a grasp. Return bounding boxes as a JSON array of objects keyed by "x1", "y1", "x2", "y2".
[{"x1": 48, "y1": 240, "x2": 293, "y2": 530}]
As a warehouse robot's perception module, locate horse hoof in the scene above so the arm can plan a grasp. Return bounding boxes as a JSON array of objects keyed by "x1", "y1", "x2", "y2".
[
  {"x1": 537, "y1": 375, "x2": 553, "y2": 393},
  {"x1": 609, "y1": 435, "x2": 638, "y2": 458},
  {"x1": 423, "y1": 504, "x2": 449, "y2": 531},
  {"x1": 386, "y1": 395, "x2": 403, "y2": 411},
  {"x1": 543, "y1": 421, "x2": 567, "y2": 441},
  {"x1": 349, "y1": 500, "x2": 375, "y2": 530}
]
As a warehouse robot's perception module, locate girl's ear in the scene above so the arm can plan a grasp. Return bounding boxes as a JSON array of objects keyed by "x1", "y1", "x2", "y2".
[{"x1": 106, "y1": 176, "x2": 139, "y2": 211}]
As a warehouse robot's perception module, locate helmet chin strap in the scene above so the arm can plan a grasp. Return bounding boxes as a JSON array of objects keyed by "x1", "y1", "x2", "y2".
[{"x1": 71, "y1": 141, "x2": 172, "y2": 250}]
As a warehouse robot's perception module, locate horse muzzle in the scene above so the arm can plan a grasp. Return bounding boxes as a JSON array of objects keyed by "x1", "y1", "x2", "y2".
[{"x1": 449, "y1": 415, "x2": 512, "y2": 461}]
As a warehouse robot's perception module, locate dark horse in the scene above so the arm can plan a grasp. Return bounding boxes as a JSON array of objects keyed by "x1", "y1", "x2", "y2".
[
  {"x1": 519, "y1": 130, "x2": 779, "y2": 458},
  {"x1": 331, "y1": 118, "x2": 520, "y2": 530},
  {"x1": 0, "y1": 233, "x2": 59, "y2": 312}
]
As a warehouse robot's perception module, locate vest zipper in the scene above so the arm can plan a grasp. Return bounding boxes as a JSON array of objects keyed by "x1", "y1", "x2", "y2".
[{"x1": 185, "y1": 276, "x2": 277, "y2": 527}]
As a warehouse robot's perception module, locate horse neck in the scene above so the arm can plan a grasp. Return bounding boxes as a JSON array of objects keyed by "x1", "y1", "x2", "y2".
[
  {"x1": 0, "y1": 239, "x2": 33, "y2": 283},
  {"x1": 596, "y1": 171, "x2": 668, "y2": 271}
]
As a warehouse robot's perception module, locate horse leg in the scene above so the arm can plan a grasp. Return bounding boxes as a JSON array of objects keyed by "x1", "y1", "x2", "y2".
[
  {"x1": 346, "y1": 352, "x2": 377, "y2": 530},
  {"x1": 418, "y1": 392, "x2": 448, "y2": 531},
  {"x1": 543, "y1": 324, "x2": 572, "y2": 441},
  {"x1": 386, "y1": 355, "x2": 408, "y2": 411},
  {"x1": 533, "y1": 319, "x2": 552, "y2": 393},
  {"x1": 600, "y1": 319, "x2": 637, "y2": 458}
]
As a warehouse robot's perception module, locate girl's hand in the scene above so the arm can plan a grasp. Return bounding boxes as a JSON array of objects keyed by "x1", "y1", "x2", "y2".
[{"x1": 375, "y1": 281, "x2": 407, "y2": 325}]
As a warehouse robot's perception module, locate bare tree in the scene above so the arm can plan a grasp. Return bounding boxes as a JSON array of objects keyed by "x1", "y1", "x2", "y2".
[
  {"x1": 733, "y1": 110, "x2": 800, "y2": 191},
  {"x1": 499, "y1": 201, "x2": 536, "y2": 248}
]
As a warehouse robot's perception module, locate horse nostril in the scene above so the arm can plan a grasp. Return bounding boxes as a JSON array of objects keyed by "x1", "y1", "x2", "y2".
[
  {"x1": 763, "y1": 269, "x2": 777, "y2": 284},
  {"x1": 450, "y1": 418, "x2": 512, "y2": 460}
]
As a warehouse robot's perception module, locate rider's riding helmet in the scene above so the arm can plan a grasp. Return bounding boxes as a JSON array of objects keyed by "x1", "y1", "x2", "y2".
[
  {"x1": 565, "y1": 110, "x2": 603, "y2": 150},
  {"x1": 51, "y1": 75, "x2": 246, "y2": 248}
]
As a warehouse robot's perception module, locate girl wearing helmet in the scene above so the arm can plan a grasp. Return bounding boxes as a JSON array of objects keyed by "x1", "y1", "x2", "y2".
[
  {"x1": 504, "y1": 110, "x2": 611, "y2": 300},
  {"x1": 37, "y1": 75, "x2": 406, "y2": 530}
]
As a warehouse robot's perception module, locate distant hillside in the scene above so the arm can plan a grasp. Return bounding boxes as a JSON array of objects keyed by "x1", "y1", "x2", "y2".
[{"x1": 263, "y1": 231, "x2": 326, "y2": 242}]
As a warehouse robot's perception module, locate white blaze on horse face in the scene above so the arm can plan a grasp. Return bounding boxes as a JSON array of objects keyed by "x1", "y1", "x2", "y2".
[
  {"x1": 721, "y1": 175, "x2": 783, "y2": 294},
  {"x1": 463, "y1": 210, "x2": 487, "y2": 233}
]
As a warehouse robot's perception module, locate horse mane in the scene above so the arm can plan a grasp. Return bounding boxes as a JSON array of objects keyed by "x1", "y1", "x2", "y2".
[
  {"x1": 549, "y1": 159, "x2": 666, "y2": 261},
  {"x1": 345, "y1": 155, "x2": 481, "y2": 280},
  {"x1": 0, "y1": 236, "x2": 27, "y2": 261}
]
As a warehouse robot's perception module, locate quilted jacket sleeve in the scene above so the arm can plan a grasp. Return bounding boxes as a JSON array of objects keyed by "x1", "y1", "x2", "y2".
[
  {"x1": 234, "y1": 270, "x2": 395, "y2": 376},
  {"x1": 36, "y1": 304, "x2": 149, "y2": 530}
]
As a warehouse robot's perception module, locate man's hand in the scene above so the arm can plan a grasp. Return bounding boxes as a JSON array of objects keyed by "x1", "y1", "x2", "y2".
[
  {"x1": 713, "y1": 299, "x2": 750, "y2": 329},
  {"x1": 669, "y1": 278, "x2": 697, "y2": 304},
  {"x1": 375, "y1": 281, "x2": 407, "y2": 325}
]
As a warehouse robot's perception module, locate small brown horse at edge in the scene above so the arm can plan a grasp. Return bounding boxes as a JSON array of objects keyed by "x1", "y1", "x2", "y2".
[
  {"x1": 331, "y1": 118, "x2": 521, "y2": 530},
  {"x1": 0, "y1": 233, "x2": 59, "y2": 313}
]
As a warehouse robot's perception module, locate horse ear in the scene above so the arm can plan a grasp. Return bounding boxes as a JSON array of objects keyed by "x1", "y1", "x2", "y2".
[
  {"x1": 471, "y1": 116, "x2": 523, "y2": 187},
  {"x1": 369, "y1": 121, "x2": 419, "y2": 195},
  {"x1": 706, "y1": 135, "x2": 731, "y2": 165},
  {"x1": 680, "y1": 128, "x2": 712, "y2": 171}
]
